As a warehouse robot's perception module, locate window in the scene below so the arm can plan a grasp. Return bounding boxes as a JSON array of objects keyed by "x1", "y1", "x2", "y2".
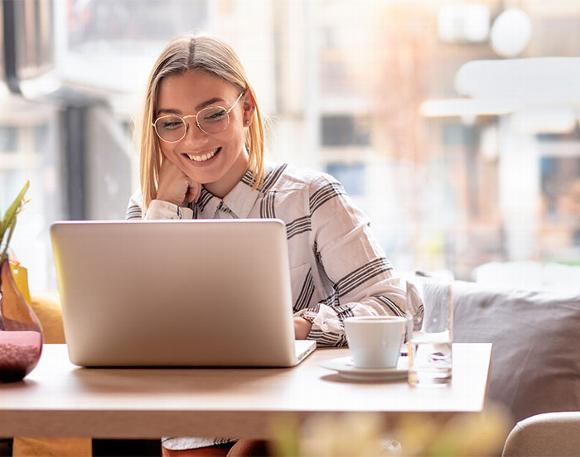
[
  {"x1": 67, "y1": 0, "x2": 208, "y2": 47},
  {"x1": 442, "y1": 123, "x2": 476, "y2": 147},
  {"x1": 321, "y1": 115, "x2": 370, "y2": 147},
  {"x1": 541, "y1": 156, "x2": 580, "y2": 218},
  {"x1": 325, "y1": 162, "x2": 366, "y2": 196},
  {"x1": 33, "y1": 124, "x2": 49, "y2": 151},
  {"x1": 0, "y1": 127, "x2": 18, "y2": 152},
  {"x1": 5, "y1": 0, "x2": 580, "y2": 287}
]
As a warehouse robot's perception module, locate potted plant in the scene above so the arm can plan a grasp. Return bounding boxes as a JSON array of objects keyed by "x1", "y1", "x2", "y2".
[
  {"x1": 272, "y1": 407, "x2": 510, "y2": 457},
  {"x1": 0, "y1": 181, "x2": 44, "y2": 382}
]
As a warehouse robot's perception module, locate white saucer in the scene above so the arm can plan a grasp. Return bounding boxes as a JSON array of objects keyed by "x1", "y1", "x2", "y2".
[{"x1": 320, "y1": 356, "x2": 408, "y2": 382}]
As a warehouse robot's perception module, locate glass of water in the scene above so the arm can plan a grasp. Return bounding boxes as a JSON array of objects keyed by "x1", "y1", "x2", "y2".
[{"x1": 406, "y1": 276, "x2": 453, "y2": 386}]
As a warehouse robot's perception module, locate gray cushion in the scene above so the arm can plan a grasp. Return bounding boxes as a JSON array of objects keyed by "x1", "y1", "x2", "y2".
[{"x1": 450, "y1": 281, "x2": 580, "y2": 423}]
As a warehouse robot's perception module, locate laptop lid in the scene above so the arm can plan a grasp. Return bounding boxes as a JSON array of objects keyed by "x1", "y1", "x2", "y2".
[{"x1": 50, "y1": 219, "x2": 315, "y2": 367}]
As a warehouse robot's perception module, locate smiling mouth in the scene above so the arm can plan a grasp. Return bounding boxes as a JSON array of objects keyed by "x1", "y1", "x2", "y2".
[{"x1": 183, "y1": 147, "x2": 221, "y2": 163}]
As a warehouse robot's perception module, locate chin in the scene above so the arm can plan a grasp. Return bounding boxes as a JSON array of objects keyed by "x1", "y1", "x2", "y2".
[{"x1": 186, "y1": 172, "x2": 217, "y2": 185}]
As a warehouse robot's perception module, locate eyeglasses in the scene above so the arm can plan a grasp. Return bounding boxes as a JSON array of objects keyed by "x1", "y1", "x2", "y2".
[{"x1": 152, "y1": 91, "x2": 245, "y2": 143}]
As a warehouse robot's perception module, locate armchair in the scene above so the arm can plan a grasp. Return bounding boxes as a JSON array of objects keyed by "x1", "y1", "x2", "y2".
[{"x1": 502, "y1": 412, "x2": 580, "y2": 457}]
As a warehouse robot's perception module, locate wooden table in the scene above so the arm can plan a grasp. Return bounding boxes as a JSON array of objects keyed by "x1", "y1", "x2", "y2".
[{"x1": 0, "y1": 343, "x2": 491, "y2": 439}]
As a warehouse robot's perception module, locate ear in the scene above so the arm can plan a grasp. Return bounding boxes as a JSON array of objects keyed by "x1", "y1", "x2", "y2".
[{"x1": 242, "y1": 92, "x2": 256, "y2": 127}]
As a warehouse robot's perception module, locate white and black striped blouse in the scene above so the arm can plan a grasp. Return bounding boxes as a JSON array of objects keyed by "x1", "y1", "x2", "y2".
[{"x1": 126, "y1": 162, "x2": 407, "y2": 348}]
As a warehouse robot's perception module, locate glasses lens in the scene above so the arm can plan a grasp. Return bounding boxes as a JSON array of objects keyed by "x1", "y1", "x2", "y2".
[
  {"x1": 198, "y1": 106, "x2": 229, "y2": 134},
  {"x1": 155, "y1": 116, "x2": 186, "y2": 142}
]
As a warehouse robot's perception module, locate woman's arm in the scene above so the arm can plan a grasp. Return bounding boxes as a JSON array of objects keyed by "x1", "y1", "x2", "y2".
[
  {"x1": 125, "y1": 161, "x2": 200, "y2": 220},
  {"x1": 301, "y1": 174, "x2": 407, "y2": 347}
]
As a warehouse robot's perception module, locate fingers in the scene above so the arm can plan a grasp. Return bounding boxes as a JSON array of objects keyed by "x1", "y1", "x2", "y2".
[
  {"x1": 157, "y1": 160, "x2": 202, "y2": 206},
  {"x1": 157, "y1": 160, "x2": 191, "y2": 206},
  {"x1": 186, "y1": 181, "x2": 202, "y2": 203}
]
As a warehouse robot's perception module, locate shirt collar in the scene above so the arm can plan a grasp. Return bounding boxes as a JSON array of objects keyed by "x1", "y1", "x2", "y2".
[
  {"x1": 221, "y1": 168, "x2": 261, "y2": 218},
  {"x1": 195, "y1": 163, "x2": 276, "y2": 218}
]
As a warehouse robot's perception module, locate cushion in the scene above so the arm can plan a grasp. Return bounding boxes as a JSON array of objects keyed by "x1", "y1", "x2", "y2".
[
  {"x1": 29, "y1": 292, "x2": 65, "y2": 344},
  {"x1": 451, "y1": 281, "x2": 580, "y2": 423}
]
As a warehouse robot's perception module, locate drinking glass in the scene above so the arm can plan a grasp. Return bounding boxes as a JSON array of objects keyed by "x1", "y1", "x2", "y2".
[{"x1": 406, "y1": 277, "x2": 453, "y2": 386}]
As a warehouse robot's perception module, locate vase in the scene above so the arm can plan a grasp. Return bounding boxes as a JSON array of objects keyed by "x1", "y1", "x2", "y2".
[{"x1": 0, "y1": 257, "x2": 43, "y2": 382}]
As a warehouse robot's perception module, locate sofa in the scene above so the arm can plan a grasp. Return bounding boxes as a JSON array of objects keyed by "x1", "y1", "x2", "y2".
[{"x1": 450, "y1": 280, "x2": 580, "y2": 425}]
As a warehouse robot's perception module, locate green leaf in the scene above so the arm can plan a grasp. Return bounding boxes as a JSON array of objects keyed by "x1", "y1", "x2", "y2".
[
  {"x1": 0, "y1": 180, "x2": 29, "y2": 251},
  {"x1": 3, "y1": 180, "x2": 30, "y2": 223},
  {"x1": 0, "y1": 218, "x2": 16, "y2": 261}
]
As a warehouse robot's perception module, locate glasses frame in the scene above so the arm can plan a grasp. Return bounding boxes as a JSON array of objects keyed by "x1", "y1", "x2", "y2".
[{"x1": 152, "y1": 90, "x2": 246, "y2": 143}]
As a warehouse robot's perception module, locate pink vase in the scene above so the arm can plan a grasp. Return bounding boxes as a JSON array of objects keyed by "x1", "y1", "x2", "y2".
[{"x1": 0, "y1": 257, "x2": 43, "y2": 382}]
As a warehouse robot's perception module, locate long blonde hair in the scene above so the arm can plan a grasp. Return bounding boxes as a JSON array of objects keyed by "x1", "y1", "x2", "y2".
[{"x1": 137, "y1": 35, "x2": 266, "y2": 209}]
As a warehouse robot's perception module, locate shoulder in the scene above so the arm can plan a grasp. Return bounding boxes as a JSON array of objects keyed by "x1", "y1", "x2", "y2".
[{"x1": 267, "y1": 162, "x2": 344, "y2": 195}]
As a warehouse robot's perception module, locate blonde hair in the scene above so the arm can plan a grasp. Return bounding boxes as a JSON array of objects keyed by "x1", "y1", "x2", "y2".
[{"x1": 137, "y1": 35, "x2": 266, "y2": 209}]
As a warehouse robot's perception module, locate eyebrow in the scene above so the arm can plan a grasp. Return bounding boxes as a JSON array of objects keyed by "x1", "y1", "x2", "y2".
[{"x1": 156, "y1": 97, "x2": 225, "y2": 116}]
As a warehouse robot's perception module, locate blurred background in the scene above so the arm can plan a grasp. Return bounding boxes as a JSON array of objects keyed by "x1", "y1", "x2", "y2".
[{"x1": 1, "y1": 0, "x2": 579, "y2": 291}]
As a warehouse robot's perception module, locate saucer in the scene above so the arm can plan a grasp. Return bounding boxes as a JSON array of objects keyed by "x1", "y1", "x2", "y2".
[{"x1": 320, "y1": 356, "x2": 408, "y2": 382}]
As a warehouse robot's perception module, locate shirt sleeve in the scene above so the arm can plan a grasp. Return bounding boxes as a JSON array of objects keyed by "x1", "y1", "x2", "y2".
[
  {"x1": 302, "y1": 174, "x2": 408, "y2": 347},
  {"x1": 125, "y1": 191, "x2": 193, "y2": 220}
]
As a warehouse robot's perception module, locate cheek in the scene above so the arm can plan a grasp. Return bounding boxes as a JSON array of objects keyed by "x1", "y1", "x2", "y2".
[
  {"x1": 159, "y1": 143, "x2": 174, "y2": 159},
  {"x1": 227, "y1": 112, "x2": 246, "y2": 140},
  {"x1": 227, "y1": 133, "x2": 245, "y2": 153},
  {"x1": 231, "y1": 122, "x2": 247, "y2": 144},
  {"x1": 159, "y1": 145, "x2": 182, "y2": 169},
  {"x1": 218, "y1": 126, "x2": 245, "y2": 149}
]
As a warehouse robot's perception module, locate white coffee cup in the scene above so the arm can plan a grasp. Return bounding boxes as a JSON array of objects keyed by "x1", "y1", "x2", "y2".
[{"x1": 344, "y1": 316, "x2": 407, "y2": 368}]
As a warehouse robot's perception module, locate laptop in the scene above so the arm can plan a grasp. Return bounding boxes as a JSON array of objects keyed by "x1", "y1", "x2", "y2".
[{"x1": 50, "y1": 219, "x2": 316, "y2": 367}]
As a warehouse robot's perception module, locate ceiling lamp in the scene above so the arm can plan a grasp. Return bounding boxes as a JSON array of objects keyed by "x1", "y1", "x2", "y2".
[{"x1": 490, "y1": 8, "x2": 532, "y2": 58}]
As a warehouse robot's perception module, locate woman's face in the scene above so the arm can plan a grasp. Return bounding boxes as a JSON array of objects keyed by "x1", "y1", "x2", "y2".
[{"x1": 155, "y1": 69, "x2": 252, "y2": 197}]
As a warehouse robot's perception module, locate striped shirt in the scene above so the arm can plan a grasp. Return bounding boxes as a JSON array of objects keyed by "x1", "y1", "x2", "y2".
[
  {"x1": 127, "y1": 162, "x2": 407, "y2": 348},
  {"x1": 127, "y1": 163, "x2": 407, "y2": 451}
]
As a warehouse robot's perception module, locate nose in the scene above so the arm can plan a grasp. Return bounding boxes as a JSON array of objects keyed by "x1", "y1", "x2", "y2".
[{"x1": 181, "y1": 118, "x2": 208, "y2": 146}]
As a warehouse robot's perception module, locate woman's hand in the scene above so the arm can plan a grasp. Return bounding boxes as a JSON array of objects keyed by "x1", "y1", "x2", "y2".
[
  {"x1": 293, "y1": 316, "x2": 312, "y2": 340},
  {"x1": 157, "y1": 160, "x2": 201, "y2": 206}
]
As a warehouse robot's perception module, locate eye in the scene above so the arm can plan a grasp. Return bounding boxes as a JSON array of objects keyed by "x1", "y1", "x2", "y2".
[
  {"x1": 160, "y1": 118, "x2": 183, "y2": 130},
  {"x1": 203, "y1": 108, "x2": 227, "y2": 122}
]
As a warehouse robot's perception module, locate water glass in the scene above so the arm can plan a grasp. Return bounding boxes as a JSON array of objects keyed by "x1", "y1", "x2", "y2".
[{"x1": 406, "y1": 277, "x2": 453, "y2": 386}]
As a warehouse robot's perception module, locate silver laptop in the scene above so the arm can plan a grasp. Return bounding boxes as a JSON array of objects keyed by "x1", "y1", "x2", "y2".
[{"x1": 50, "y1": 219, "x2": 316, "y2": 367}]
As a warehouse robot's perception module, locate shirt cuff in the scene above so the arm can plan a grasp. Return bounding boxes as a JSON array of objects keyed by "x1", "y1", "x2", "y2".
[{"x1": 144, "y1": 200, "x2": 193, "y2": 220}]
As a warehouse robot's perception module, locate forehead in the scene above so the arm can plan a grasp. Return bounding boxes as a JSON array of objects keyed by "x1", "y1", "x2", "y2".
[{"x1": 156, "y1": 70, "x2": 236, "y2": 109}]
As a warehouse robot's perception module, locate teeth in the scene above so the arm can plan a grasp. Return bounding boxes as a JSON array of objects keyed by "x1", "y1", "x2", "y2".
[{"x1": 186, "y1": 148, "x2": 219, "y2": 162}]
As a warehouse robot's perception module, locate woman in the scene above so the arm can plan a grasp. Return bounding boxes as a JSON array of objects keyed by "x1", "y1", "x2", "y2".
[{"x1": 127, "y1": 35, "x2": 407, "y2": 457}]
